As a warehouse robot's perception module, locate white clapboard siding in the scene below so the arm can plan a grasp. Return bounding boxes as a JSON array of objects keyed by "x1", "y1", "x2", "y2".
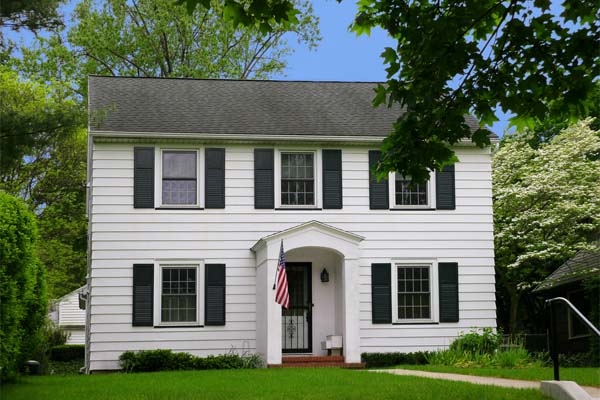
[
  {"x1": 89, "y1": 142, "x2": 495, "y2": 370},
  {"x1": 58, "y1": 290, "x2": 86, "y2": 328}
]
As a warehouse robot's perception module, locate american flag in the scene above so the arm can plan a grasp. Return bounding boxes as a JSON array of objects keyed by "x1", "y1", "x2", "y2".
[{"x1": 274, "y1": 241, "x2": 290, "y2": 309}]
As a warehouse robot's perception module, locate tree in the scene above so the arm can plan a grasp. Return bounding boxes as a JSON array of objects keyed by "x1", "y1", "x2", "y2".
[
  {"x1": 493, "y1": 119, "x2": 600, "y2": 333},
  {"x1": 184, "y1": 0, "x2": 599, "y2": 182},
  {"x1": 0, "y1": 0, "x2": 63, "y2": 49},
  {"x1": 13, "y1": 0, "x2": 319, "y2": 99},
  {"x1": 0, "y1": 191, "x2": 47, "y2": 382}
]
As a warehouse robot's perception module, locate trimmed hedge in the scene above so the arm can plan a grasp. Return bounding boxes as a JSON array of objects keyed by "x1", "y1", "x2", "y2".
[
  {"x1": 119, "y1": 350, "x2": 263, "y2": 372},
  {"x1": 361, "y1": 352, "x2": 431, "y2": 368},
  {"x1": 49, "y1": 345, "x2": 85, "y2": 362}
]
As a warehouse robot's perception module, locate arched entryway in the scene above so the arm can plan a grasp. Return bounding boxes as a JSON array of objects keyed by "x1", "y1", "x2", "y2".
[{"x1": 251, "y1": 221, "x2": 364, "y2": 365}]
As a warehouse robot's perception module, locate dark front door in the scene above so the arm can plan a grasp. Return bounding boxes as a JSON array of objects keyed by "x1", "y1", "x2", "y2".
[{"x1": 282, "y1": 262, "x2": 312, "y2": 353}]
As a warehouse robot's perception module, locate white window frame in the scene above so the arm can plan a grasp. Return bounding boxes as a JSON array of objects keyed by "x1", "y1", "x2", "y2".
[
  {"x1": 391, "y1": 259, "x2": 438, "y2": 324},
  {"x1": 274, "y1": 148, "x2": 321, "y2": 209},
  {"x1": 155, "y1": 147, "x2": 204, "y2": 208},
  {"x1": 153, "y1": 259, "x2": 205, "y2": 326},
  {"x1": 389, "y1": 172, "x2": 436, "y2": 209},
  {"x1": 567, "y1": 289, "x2": 591, "y2": 340}
]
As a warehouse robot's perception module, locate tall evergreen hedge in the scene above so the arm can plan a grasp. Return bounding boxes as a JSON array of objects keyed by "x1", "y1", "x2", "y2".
[{"x1": 0, "y1": 191, "x2": 47, "y2": 382}]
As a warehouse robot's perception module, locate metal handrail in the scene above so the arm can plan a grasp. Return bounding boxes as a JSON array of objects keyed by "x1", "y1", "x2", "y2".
[{"x1": 545, "y1": 297, "x2": 600, "y2": 381}]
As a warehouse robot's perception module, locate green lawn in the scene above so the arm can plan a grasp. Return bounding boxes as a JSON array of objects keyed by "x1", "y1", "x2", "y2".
[
  {"x1": 1, "y1": 368, "x2": 549, "y2": 400},
  {"x1": 394, "y1": 365, "x2": 600, "y2": 388}
]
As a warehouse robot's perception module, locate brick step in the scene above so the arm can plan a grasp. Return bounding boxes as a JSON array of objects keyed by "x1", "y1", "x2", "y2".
[
  {"x1": 270, "y1": 362, "x2": 365, "y2": 369},
  {"x1": 282, "y1": 356, "x2": 344, "y2": 363}
]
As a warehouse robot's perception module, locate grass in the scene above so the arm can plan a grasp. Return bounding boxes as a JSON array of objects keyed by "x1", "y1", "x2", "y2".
[
  {"x1": 394, "y1": 365, "x2": 600, "y2": 388},
  {"x1": 1, "y1": 368, "x2": 549, "y2": 400}
]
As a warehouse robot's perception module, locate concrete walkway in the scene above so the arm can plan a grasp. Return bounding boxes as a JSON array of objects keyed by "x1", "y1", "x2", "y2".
[{"x1": 370, "y1": 369, "x2": 600, "y2": 398}]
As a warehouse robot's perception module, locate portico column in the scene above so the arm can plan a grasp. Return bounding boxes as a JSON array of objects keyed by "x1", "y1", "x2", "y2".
[
  {"x1": 265, "y1": 258, "x2": 282, "y2": 365},
  {"x1": 255, "y1": 249, "x2": 283, "y2": 366},
  {"x1": 342, "y1": 257, "x2": 361, "y2": 363}
]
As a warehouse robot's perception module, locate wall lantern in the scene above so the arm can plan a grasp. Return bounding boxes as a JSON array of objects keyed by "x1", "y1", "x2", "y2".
[{"x1": 320, "y1": 268, "x2": 330, "y2": 283}]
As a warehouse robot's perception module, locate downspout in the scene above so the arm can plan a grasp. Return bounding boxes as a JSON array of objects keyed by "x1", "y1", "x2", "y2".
[{"x1": 84, "y1": 78, "x2": 93, "y2": 374}]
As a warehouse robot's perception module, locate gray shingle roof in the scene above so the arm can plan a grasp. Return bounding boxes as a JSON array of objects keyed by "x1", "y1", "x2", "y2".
[
  {"x1": 88, "y1": 76, "x2": 487, "y2": 138},
  {"x1": 534, "y1": 248, "x2": 600, "y2": 292}
]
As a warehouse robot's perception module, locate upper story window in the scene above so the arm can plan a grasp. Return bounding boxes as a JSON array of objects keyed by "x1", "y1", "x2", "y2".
[
  {"x1": 162, "y1": 151, "x2": 197, "y2": 205},
  {"x1": 390, "y1": 173, "x2": 434, "y2": 209},
  {"x1": 280, "y1": 152, "x2": 315, "y2": 206}
]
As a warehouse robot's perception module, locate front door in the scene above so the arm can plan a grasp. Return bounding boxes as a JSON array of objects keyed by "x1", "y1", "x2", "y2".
[{"x1": 282, "y1": 262, "x2": 312, "y2": 353}]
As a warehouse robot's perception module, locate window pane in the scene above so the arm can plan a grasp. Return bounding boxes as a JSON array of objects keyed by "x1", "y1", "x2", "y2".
[
  {"x1": 395, "y1": 175, "x2": 428, "y2": 206},
  {"x1": 163, "y1": 151, "x2": 196, "y2": 179},
  {"x1": 281, "y1": 152, "x2": 315, "y2": 206},
  {"x1": 397, "y1": 266, "x2": 431, "y2": 320},
  {"x1": 162, "y1": 180, "x2": 197, "y2": 205},
  {"x1": 161, "y1": 266, "x2": 197, "y2": 323}
]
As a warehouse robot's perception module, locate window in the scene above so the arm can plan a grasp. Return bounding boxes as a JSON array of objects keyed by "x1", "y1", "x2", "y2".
[
  {"x1": 280, "y1": 152, "x2": 315, "y2": 206},
  {"x1": 160, "y1": 266, "x2": 199, "y2": 323},
  {"x1": 162, "y1": 151, "x2": 197, "y2": 205},
  {"x1": 397, "y1": 265, "x2": 431, "y2": 320},
  {"x1": 395, "y1": 175, "x2": 428, "y2": 206},
  {"x1": 391, "y1": 261, "x2": 438, "y2": 323}
]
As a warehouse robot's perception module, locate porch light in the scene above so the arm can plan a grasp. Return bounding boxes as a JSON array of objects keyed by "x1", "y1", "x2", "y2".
[{"x1": 320, "y1": 268, "x2": 329, "y2": 283}]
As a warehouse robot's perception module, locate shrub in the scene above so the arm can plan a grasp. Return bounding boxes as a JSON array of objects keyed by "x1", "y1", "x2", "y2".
[
  {"x1": 361, "y1": 352, "x2": 430, "y2": 368},
  {"x1": 118, "y1": 350, "x2": 263, "y2": 373},
  {"x1": 0, "y1": 192, "x2": 47, "y2": 382},
  {"x1": 449, "y1": 327, "x2": 502, "y2": 356},
  {"x1": 49, "y1": 345, "x2": 85, "y2": 362}
]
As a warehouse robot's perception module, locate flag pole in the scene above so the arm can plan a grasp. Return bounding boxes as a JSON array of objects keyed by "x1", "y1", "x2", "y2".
[{"x1": 273, "y1": 240, "x2": 283, "y2": 290}]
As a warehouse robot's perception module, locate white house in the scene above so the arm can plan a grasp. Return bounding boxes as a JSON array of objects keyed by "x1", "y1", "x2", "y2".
[
  {"x1": 85, "y1": 76, "x2": 497, "y2": 372},
  {"x1": 48, "y1": 286, "x2": 86, "y2": 345}
]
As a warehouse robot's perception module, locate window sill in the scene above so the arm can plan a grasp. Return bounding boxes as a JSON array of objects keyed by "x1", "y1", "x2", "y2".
[
  {"x1": 389, "y1": 207, "x2": 435, "y2": 211},
  {"x1": 568, "y1": 334, "x2": 591, "y2": 340},
  {"x1": 154, "y1": 324, "x2": 204, "y2": 329},
  {"x1": 392, "y1": 321, "x2": 438, "y2": 325},
  {"x1": 275, "y1": 207, "x2": 322, "y2": 211},
  {"x1": 155, "y1": 207, "x2": 204, "y2": 210}
]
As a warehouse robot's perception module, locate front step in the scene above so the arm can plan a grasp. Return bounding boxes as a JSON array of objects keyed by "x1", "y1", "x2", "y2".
[{"x1": 268, "y1": 355, "x2": 365, "y2": 369}]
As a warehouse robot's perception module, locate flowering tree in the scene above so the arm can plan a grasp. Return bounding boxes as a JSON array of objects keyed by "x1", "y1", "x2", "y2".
[{"x1": 493, "y1": 119, "x2": 600, "y2": 332}]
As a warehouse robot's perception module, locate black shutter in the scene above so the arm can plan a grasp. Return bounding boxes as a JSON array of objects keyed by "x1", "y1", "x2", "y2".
[
  {"x1": 134, "y1": 147, "x2": 154, "y2": 208},
  {"x1": 205, "y1": 264, "x2": 226, "y2": 326},
  {"x1": 436, "y1": 165, "x2": 455, "y2": 210},
  {"x1": 205, "y1": 148, "x2": 225, "y2": 208},
  {"x1": 133, "y1": 264, "x2": 153, "y2": 326},
  {"x1": 439, "y1": 262, "x2": 459, "y2": 322},
  {"x1": 322, "y1": 149, "x2": 343, "y2": 209},
  {"x1": 369, "y1": 150, "x2": 389, "y2": 209},
  {"x1": 254, "y1": 149, "x2": 274, "y2": 209},
  {"x1": 371, "y1": 263, "x2": 392, "y2": 324}
]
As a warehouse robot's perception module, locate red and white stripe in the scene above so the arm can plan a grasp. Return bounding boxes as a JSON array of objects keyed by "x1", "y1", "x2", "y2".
[{"x1": 275, "y1": 241, "x2": 290, "y2": 309}]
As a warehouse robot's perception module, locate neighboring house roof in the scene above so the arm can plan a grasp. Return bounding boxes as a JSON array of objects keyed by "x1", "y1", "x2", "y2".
[
  {"x1": 534, "y1": 248, "x2": 600, "y2": 292},
  {"x1": 88, "y1": 76, "x2": 492, "y2": 139}
]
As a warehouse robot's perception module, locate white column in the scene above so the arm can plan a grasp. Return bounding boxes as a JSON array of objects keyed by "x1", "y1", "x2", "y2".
[
  {"x1": 342, "y1": 257, "x2": 361, "y2": 363},
  {"x1": 265, "y1": 258, "x2": 282, "y2": 365}
]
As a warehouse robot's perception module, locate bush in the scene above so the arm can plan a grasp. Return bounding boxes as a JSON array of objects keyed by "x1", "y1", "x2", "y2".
[
  {"x1": 49, "y1": 345, "x2": 85, "y2": 362},
  {"x1": 361, "y1": 352, "x2": 430, "y2": 368},
  {"x1": 449, "y1": 327, "x2": 502, "y2": 356},
  {"x1": 0, "y1": 192, "x2": 47, "y2": 382},
  {"x1": 48, "y1": 360, "x2": 84, "y2": 375},
  {"x1": 119, "y1": 350, "x2": 263, "y2": 373}
]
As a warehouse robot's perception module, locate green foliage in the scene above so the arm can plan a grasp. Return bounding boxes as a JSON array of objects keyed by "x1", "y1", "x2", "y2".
[
  {"x1": 426, "y1": 330, "x2": 535, "y2": 369},
  {"x1": 361, "y1": 351, "x2": 430, "y2": 367},
  {"x1": 0, "y1": 0, "x2": 63, "y2": 46},
  {"x1": 0, "y1": 66, "x2": 84, "y2": 177},
  {"x1": 47, "y1": 360, "x2": 84, "y2": 375},
  {"x1": 351, "y1": 0, "x2": 599, "y2": 181},
  {"x1": 449, "y1": 327, "x2": 501, "y2": 356},
  {"x1": 119, "y1": 350, "x2": 264, "y2": 373},
  {"x1": 493, "y1": 119, "x2": 600, "y2": 332},
  {"x1": 0, "y1": 191, "x2": 47, "y2": 382},
  {"x1": 583, "y1": 275, "x2": 600, "y2": 365},
  {"x1": 179, "y1": 0, "x2": 299, "y2": 32},
  {"x1": 49, "y1": 345, "x2": 85, "y2": 362}
]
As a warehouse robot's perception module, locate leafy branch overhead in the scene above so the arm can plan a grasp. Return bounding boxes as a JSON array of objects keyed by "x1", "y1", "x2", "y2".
[
  {"x1": 183, "y1": 0, "x2": 599, "y2": 182},
  {"x1": 179, "y1": 0, "x2": 300, "y2": 32}
]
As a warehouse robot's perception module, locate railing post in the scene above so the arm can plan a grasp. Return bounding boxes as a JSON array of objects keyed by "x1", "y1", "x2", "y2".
[{"x1": 547, "y1": 299, "x2": 560, "y2": 381}]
